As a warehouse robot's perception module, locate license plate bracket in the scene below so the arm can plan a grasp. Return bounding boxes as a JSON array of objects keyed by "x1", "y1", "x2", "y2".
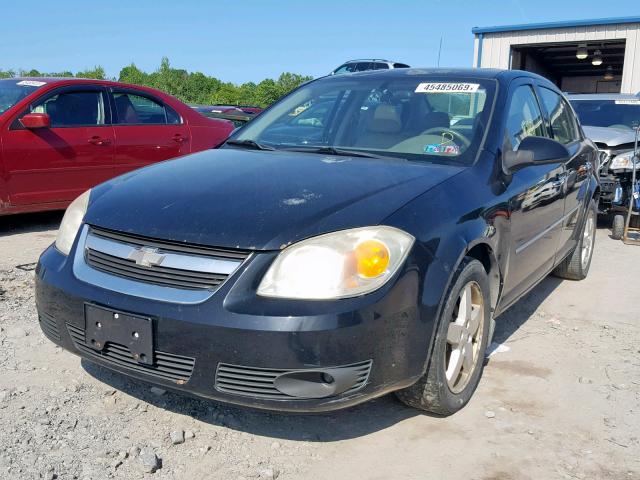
[{"x1": 84, "y1": 304, "x2": 154, "y2": 365}]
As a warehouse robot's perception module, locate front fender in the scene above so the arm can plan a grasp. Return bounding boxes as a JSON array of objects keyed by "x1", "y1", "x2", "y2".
[{"x1": 384, "y1": 173, "x2": 507, "y2": 374}]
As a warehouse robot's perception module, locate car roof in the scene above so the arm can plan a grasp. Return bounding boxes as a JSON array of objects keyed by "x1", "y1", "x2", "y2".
[
  {"x1": 323, "y1": 67, "x2": 549, "y2": 83},
  {"x1": 4, "y1": 77, "x2": 114, "y2": 85},
  {"x1": 567, "y1": 93, "x2": 640, "y2": 101},
  {"x1": 1, "y1": 77, "x2": 171, "y2": 93},
  {"x1": 342, "y1": 59, "x2": 393, "y2": 64}
]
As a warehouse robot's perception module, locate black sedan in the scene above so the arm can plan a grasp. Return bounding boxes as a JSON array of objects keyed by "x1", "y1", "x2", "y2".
[{"x1": 36, "y1": 68, "x2": 598, "y2": 415}]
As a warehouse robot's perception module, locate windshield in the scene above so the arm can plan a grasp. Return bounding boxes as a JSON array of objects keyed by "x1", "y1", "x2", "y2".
[
  {"x1": 0, "y1": 79, "x2": 45, "y2": 114},
  {"x1": 570, "y1": 99, "x2": 640, "y2": 131},
  {"x1": 230, "y1": 75, "x2": 496, "y2": 165}
]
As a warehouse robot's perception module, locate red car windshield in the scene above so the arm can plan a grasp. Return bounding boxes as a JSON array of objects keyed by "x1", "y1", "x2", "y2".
[{"x1": 0, "y1": 79, "x2": 46, "y2": 114}]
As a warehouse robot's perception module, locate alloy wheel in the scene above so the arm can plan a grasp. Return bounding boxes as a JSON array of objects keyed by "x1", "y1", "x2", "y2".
[
  {"x1": 445, "y1": 281, "x2": 485, "y2": 394},
  {"x1": 581, "y1": 212, "x2": 595, "y2": 270}
]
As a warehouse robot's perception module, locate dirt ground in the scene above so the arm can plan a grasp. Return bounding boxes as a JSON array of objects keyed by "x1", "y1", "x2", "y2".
[{"x1": 0, "y1": 211, "x2": 638, "y2": 480}]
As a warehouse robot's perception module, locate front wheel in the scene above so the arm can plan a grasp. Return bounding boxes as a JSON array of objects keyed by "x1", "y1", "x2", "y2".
[
  {"x1": 396, "y1": 258, "x2": 491, "y2": 415},
  {"x1": 553, "y1": 199, "x2": 597, "y2": 280}
]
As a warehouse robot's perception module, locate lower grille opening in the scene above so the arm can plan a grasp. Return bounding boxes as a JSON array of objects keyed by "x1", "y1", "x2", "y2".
[
  {"x1": 215, "y1": 361, "x2": 372, "y2": 400},
  {"x1": 67, "y1": 323, "x2": 195, "y2": 383},
  {"x1": 39, "y1": 312, "x2": 61, "y2": 342}
]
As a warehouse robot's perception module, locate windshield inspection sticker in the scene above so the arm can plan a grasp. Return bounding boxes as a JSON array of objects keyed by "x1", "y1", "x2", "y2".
[
  {"x1": 16, "y1": 80, "x2": 46, "y2": 87},
  {"x1": 424, "y1": 131, "x2": 460, "y2": 155},
  {"x1": 615, "y1": 99, "x2": 640, "y2": 105},
  {"x1": 425, "y1": 144, "x2": 460, "y2": 155},
  {"x1": 415, "y1": 82, "x2": 480, "y2": 93}
]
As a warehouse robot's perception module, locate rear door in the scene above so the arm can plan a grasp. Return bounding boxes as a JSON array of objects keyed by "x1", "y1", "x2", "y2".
[
  {"x1": 109, "y1": 88, "x2": 191, "y2": 176},
  {"x1": 536, "y1": 86, "x2": 593, "y2": 260},
  {"x1": 2, "y1": 85, "x2": 114, "y2": 206},
  {"x1": 500, "y1": 80, "x2": 567, "y2": 305}
]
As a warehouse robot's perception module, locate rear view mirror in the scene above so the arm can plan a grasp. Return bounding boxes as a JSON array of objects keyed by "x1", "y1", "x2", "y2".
[
  {"x1": 20, "y1": 113, "x2": 51, "y2": 129},
  {"x1": 503, "y1": 136, "x2": 570, "y2": 173}
]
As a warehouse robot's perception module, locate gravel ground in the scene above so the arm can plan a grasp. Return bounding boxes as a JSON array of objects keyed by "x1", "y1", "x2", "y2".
[{"x1": 0, "y1": 212, "x2": 638, "y2": 480}]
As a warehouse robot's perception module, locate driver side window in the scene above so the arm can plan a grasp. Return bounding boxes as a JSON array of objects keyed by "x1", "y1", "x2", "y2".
[
  {"x1": 31, "y1": 90, "x2": 106, "y2": 127},
  {"x1": 505, "y1": 85, "x2": 546, "y2": 150}
]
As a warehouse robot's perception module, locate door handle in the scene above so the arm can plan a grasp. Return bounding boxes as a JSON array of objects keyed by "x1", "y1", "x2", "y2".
[
  {"x1": 172, "y1": 134, "x2": 188, "y2": 144},
  {"x1": 88, "y1": 136, "x2": 111, "y2": 146}
]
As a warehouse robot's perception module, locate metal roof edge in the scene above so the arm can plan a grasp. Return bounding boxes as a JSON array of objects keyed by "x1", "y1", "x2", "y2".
[{"x1": 472, "y1": 16, "x2": 640, "y2": 35}]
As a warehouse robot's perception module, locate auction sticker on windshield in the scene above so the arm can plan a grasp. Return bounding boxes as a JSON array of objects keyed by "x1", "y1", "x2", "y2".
[
  {"x1": 415, "y1": 82, "x2": 480, "y2": 93},
  {"x1": 615, "y1": 99, "x2": 640, "y2": 105},
  {"x1": 16, "y1": 80, "x2": 46, "y2": 87}
]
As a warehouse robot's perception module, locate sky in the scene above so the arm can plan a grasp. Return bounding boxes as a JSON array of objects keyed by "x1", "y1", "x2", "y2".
[{"x1": 1, "y1": 1, "x2": 638, "y2": 84}]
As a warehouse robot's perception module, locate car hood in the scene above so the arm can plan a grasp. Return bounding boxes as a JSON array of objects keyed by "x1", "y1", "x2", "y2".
[
  {"x1": 85, "y1": 149, "x2": 462, "y2": 250},
  {"x1": 583, "y1": 126, "x2": 636, "y2": 148}
]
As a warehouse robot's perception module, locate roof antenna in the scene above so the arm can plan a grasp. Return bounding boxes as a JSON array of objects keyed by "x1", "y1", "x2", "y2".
[{"x1": 437, "y1": 36, "x2": 443, "y2": 67}]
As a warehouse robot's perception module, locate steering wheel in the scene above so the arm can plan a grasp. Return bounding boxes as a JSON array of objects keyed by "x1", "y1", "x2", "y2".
[{"x1": 421, "y1": 127, "x2": 471, "y2": 148}]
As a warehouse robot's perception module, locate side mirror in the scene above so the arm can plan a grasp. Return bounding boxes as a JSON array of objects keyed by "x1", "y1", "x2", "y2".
[
  {"x1": 503, "y1": 136, "x2": 570, "y2": 173},
  {"x1": 20, "y1": 113, "x2": 51, "y2": 129}
]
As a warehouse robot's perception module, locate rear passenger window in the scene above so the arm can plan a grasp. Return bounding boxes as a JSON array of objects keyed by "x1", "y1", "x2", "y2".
[
  {"x1": 113, "y1": 92, "x2": 180, "y2": 125},
  {"x1": 355, "y1": 62, "x2": 373, "y2": 72},
  {"x1": 165, "y1": 105, "x2": 181, "y2": 125},
  {"x1": 505, "y1": 85, "x2": 546, "y2": 150},
  {"x1": 539, "y1": 88, "x2": 579, "y2": 145},
  {"x1": 32, "y1": 91, "x2": 105, "y2": 127}
]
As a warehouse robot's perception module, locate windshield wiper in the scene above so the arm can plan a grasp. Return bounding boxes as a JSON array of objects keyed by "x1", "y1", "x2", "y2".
[
  {"x1": 225, "y1": 139, "x2": 276, "y2": 151},
  {"x1": 282, "y1": 145, "x2": 404, "y2": 160}
]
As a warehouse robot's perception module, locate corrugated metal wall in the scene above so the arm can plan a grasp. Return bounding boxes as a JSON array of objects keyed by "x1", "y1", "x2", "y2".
[{"x1": 473, "y1": 23, "x2": 640, "y2": 93}]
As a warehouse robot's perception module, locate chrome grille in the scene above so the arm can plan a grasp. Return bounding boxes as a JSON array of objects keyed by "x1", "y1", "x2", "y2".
[
  {"x1": 83, "y1": 226, "x2": 248, "y2": 292},
  {"x1": 85, "y1": 249, "x2": 228, "y2": 290},
  {"x1": 215, "y1": 361, "x2": 372, "y2": 400},
  {"x1": 67, "y1": 323, "x2": 195, "y2": 383}
]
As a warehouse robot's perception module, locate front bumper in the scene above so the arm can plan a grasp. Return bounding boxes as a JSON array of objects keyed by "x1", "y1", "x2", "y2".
[{"x1": 35, "y1": 242, "x2": 432, "y2": 412}]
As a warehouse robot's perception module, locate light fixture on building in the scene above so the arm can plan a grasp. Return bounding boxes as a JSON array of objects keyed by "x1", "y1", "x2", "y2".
[
  {"x1": 592, "y1": 49, "x2": 603, "y2": 66},
  {"x1": 576, "y1": 44, "x2": 588, "y2": 59},
  {"x1": 604, "y1": 66, "x2": 614, "y2": 81}
]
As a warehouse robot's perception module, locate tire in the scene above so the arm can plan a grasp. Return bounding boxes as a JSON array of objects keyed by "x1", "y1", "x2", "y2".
[
  {"x1": 611, "y1": 214, "x2": 625, "y2": 240},
  {"x1": 396, "y1": 258, "x2": 491, "y2": 415},
  {"x1": 553, "y1": 199, "x2": 597, "y2": 280}
]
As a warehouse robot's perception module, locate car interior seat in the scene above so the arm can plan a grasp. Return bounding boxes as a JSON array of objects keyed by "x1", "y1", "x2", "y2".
[
  {"x1": 46, "y1": 93, "x2": 100, "y2": 127},
  {"x1": 403, "y1": 95, "x2": 450, "y2": 135},
  {"x1": 115, "y1": 95, "x2": 140, "y2": 124},
  {"x1": 354, "y1": 104, "x2": 405, "y2": 149},
  {"x1": 420, "y1": 112, "x2": 451, "y2": 132}
]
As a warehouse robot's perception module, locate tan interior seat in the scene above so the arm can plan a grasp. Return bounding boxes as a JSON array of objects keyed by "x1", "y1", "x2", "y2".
[{"x1": 354, "y1": 104, "x2": 405, "y2": 149}]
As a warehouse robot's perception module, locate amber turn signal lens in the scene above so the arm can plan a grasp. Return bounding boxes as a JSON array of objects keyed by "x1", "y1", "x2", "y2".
[{"x1": 355, "y1": 240, "x2": 390, "y2": 278}]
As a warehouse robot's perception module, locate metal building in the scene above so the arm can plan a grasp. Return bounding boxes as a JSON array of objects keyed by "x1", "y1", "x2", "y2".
[{"x1": 472, "y1": 16, "x2": 640, "y2": 94}]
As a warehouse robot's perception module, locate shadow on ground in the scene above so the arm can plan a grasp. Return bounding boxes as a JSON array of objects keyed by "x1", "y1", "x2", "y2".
[
  {"x1": 0, "y1": 211, "x2": 63, "y2": 237},
  {"x1": 80, "y1": 267, "x2": 568, "y2": 441},
  {"x1": 491, "y1": 275, "x2": 563, "y2": 345},
  {"x1": 82, "y1": 359, "x2": 420, "y2": 442}
]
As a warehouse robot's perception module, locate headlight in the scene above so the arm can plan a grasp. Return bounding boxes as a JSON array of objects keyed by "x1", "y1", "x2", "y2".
[
  {"x1": 55, "y1": 189, "x2": 91, "y2": 255},
  {"x1": 610, "y1": 151, "x2": 639, "y2": 171},
  {"x1": 257, "y1": 226, "x2": 415, "y2": 300}
]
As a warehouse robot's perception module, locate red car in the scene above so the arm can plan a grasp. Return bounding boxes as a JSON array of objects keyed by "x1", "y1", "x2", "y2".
[{"x1": 0, "y1": 78, "x2": 234, "y2": 215}]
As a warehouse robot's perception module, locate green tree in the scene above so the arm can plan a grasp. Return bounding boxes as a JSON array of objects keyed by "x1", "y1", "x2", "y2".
[
  {"x1": 276, "y1": 72, "x2": 312, "y2": 95},
  {"x1": 118, "y1": 63, "x2": 147, "y2": 85},
  {"x1": 1, "y1": 58, "x2": 312, "y2": 107},
  {"x1": 75, "y1": 66, "x2": 106, "y2": 79},
  {"x1": 20, "y1": 69, "x2": 42, "y2": 77},
  {"x1": 254, "y1": 79, "x2": 282, "y2": 106}
]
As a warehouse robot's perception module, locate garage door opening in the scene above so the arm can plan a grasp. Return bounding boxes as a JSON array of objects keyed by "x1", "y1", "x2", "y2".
[{"x1": 511, "y1": 40, "x2": 625, "y2": 93}]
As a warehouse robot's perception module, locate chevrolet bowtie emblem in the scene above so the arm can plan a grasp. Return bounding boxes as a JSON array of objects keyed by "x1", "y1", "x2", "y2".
[{"x1": 128, "y1": 247, "x2": 165, "y2": 267}]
